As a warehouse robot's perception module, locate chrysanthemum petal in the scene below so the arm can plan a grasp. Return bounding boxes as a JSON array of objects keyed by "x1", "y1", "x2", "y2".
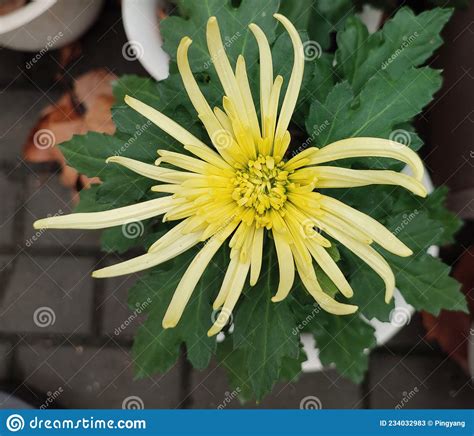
[
  {"x1": 312, "y1": 166, "x2": 427, "y2": 197},
  {"x1": 92, "y1": 232, "x2": 202, "y2": 278},
  {"x1": 33, "y1": 197, "x2": 175, "y2": 230},
  {"x1": 273, "y1": 13, "x2": 304, "y2": 157},
  {"x1": 162, "y1": 223, "x2": 236, "y2": 328},
  {"x1": 320, "y1": 225, "x2": 396, "y2": 303},
  {"x1": 271, "y1": 230, "x2": 295, "y2": 302},
  {"x1": 177, "y1": 38, "x2": 222, "y2": 136},
  {"x1": 125, "y1": 95, "x2": 210, "y2": 151},
  {"x1": 307, "y1": 138, "x2": 424, "y2": 181},
  {"x1": 320, "y1": 195, "x2": 412, "y2": 257},
  {"x1": 213, "y1": 255, "x2": 238, "y2": 309},
  {"x1": 206, "y1": 17, "x2": 249, "y2": 128},
  {"x1": 106, "y1": 156, "x2": 192, "y2": 183},
  {"x1": 208, "y1": 259, "x2": 250, "y2": 336},
  {"x1": 250, "y1": 227, "x2": 264, "y2": 285},
  {"x1": 248, "y1": 22, "x2": 273, "y2": 132},
  {"x1": 235, "y1": 55, "x2": 261, "y2": 141},
  {"x1": 307, "y1": 240, "x2": 354, "y2": 298},
  {"x1": 264, "y1": 75, "x2": 283, "y2": 153},
  {"x1": 294, "y1": 254, "x2": 358, "y2": 315}
]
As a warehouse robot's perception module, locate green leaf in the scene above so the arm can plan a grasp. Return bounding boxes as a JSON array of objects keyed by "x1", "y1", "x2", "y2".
[
  {"x1": 384, "y1": 211, "x2": 444, "y2": 254},
  {"x1": 100, "y1": 220, "x2": 152, "y2": 254},
  {"x1": 307, "y1": 68, "x2": 442, "y2": 151},
  {"x1": 347, "y1": 255, "x2": 394, "y2": 322},
  {"x1": 389, "y1": 187, "x2": 462, "y2": 245},
  {"x1": 216, "y1": 338, "x2": 254, "y2": 403},
  {"x1": 161, "y1": 0, "x2": 280, "y2": 71},
  {"x1": 308, "y1": 312, "x2": 376, "y2": 383},
  {"x1": 130, "y1": 247, "x2": 227, "y2": 375},
  {"x1": 232, "y1": 244, "x2": 300, "y2": 400},
  {"x1": 336, "y1": 7, "x2": 452, "y2": 92},
  {"x1": 280, "y1": 0, "x2": 354, "y2": 50},
  {"x1": 74, "y1": 186, "x2": 109, "y2": 213},
  {"x1": 60, "y1": 132, "x2": 156, "y2": 207},
  {"x1": 387, "y1": 253, "x2": 468, "y2": 315},
  {"x1": 112, "y1": 75, "x2": 200, "y2": 155}
]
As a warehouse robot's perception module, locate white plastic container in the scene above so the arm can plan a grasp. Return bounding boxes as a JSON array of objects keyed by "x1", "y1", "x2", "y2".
[{"x1": 0, "y1": 0, "x2": 104, "y2": 52}]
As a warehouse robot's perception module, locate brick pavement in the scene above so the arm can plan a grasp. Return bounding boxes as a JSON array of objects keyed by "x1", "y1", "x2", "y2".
[{"x1": 0, "y1": 0, "x2": 472, "y2": 410}]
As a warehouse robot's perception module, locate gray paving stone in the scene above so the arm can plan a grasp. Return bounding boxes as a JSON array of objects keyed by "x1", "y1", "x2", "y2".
[
  {"x1": 0, "y1": 172, "x2": 21, "y2": 246},
  {"x1": 101, "y1": 267, "x2": 141, "y2": 338},
  {"x1": 190, "y1": 362, "x2": 361, "y2": 409},
  {"x1": 385, "y1": 313, "x2": 429, "y2": 349},
  {"x1": 0, "y1": 254, "x2": 95, "y2": 334},
  {"x1": 369, "y1": 354, "x2": 474, "y2": 409},
  {"x1": 0, "y1": 90, "x2": 58, "y2": 164},
  {"x1": 0, "y1": 342, "x2": 13, "y2": 380},
  {"x1": 0, "y1": 47, "x2": 27, "y2": 89},
  {"x1": 16, "y1": 342, "x2": 182, "y2": 408},
  {"x1": 23, "y1": 174, "x2": 101, "y2": 250}
]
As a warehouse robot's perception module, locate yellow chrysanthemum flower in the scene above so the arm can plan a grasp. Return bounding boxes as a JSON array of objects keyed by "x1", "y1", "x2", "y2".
[{"x1": 34, "y1": 15, "x2": 427, "y2": 337}]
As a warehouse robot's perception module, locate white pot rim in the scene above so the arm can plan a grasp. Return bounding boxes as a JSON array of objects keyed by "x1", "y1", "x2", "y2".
[{"x1": 0, "y1": 0, "x2": 57, "y2": 35}]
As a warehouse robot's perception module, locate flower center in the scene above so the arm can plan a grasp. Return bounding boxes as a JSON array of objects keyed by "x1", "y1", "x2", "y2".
[{"x1": 232, "y1": 155, "x2": 289, "y2": 226}]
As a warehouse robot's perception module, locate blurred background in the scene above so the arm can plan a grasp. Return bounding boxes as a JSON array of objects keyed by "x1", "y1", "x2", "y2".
[{"x1": 0, "y1": 0, "x2": 472, "y2": 409}]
